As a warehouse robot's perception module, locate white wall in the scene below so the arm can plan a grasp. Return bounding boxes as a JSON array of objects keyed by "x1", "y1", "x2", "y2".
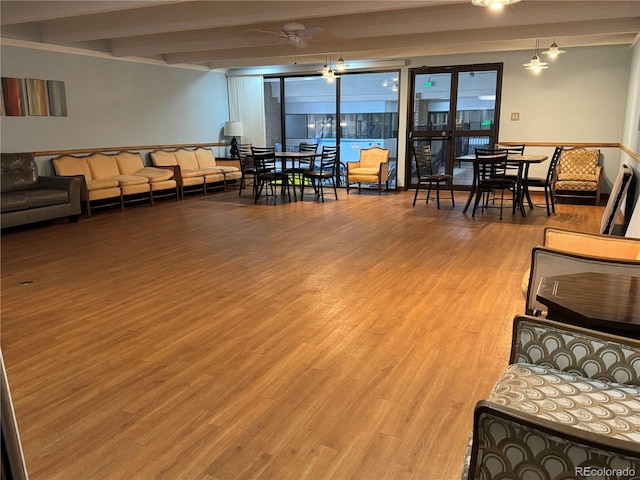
[{"x1": 0, "y1": 44, "x2": 229, "y2": 174}]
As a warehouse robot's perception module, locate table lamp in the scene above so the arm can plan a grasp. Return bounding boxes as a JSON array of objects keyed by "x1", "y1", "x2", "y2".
[{"x1": 224, "y1": 121, "x2": 244, "y2": 158}]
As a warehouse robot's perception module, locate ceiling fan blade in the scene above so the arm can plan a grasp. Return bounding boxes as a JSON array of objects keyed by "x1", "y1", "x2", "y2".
[
  {"x1": 296, "y1": 37, "x2": 308, "y2": 48},
  {"x1": 248, "y1": 28, "x2": 282, "y2": 36},
  {"x1": 300, "y1": 27, "x2": 323, "y2": 36}
]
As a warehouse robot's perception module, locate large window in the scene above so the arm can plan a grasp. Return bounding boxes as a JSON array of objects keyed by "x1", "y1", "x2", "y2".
[{"x1": 264, "y1": 72, "x2": 400, "y2": 189}]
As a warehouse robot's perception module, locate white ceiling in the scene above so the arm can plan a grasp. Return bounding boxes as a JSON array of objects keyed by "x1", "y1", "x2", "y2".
[{"x1": 1, "y1": 0, "x2": 639, "y2": 72}]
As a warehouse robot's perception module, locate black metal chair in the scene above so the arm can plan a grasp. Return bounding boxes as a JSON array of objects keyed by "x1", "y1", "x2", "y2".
[
  {"x1": 412, "y1": 144, "x2": 454, "y2": 208},
  {"x1": 522, "y1": 146, "x2": 563, "y2": 216},
  {"x1": 251, "y1": 146, "x2": 294, "y2": 204},
  {"x1": 472, "y1": 148, "x2": 516, "y2": 220},
  {"x1": 301, "y1": 145, "x2": 339, "y2": 202},
  {"x1": 284, "y1": 142, "x2": 318, "y2": 193},
  {"x1": 237, "y1": 143, "x2": 255, "y2": 197}
]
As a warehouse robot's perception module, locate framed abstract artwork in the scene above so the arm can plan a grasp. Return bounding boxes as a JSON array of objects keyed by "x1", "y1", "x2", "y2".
[
  {"x1": 26, "y1": 78, "x2": 48, "y2": 116},
  {"x1": 1, "y1": 77, "x2": 26, "y2": 116},
  {"x1": 47, "y1": 80, "x2": 67, "y2": 116}
]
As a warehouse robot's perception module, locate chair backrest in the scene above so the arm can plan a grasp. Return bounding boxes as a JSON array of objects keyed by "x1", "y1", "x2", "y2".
[
  {"x1": 474, "y1": 148, "x2": 509, "y2": 182},
  {"x1": 238, "y1": 144, "x2": 252, "y2": 159},
  {"x1": 557, "y1": 147, "x2": 600, "y2": 180},
  {"x1": 496, "y1": 144, "x2": 525, "y2": 155},
  {"x1": 544, "y1": 146, "x2": 563, "y2": 184},
  {"x1": 317, "y1": 145, "x2": 339, "y2": 173},
  {"x1": 525, "y1": 246, "x2": 640, "y2": 314},
  {"x1": 543, "y1": 226, "x2": 640, "y2": 260},
  {"x1": 251, "y1": 146, "x2": 276, "y2": 173},
  {"x1": 359, "y1": 147, "x2": 389, "y2": 168},
  {"x1": 412, "y1": 144, "x2": 433, "y2": 177},
  {"x1": 299, "y1": 142, "x2": 318, "y2": 153}
]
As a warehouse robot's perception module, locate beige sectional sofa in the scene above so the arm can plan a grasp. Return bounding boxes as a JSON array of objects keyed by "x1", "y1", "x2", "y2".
[
  {"x1": 52, "y1": 151, "x2": 177, "y2": 216},
  {"x1": 150, "y1": 147, "x2": 241, "y2": 198}
]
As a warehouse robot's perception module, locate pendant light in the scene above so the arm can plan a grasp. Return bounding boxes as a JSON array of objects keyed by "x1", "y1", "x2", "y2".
[
  {"x1": 523, "y1": 39, "x2": 548, "y2": 73},
  {"x1": 471, "y1": 0, "x2": 521, "y2": 10},
  {"x1": 336, "y1": 56, "x2": 346, "y2": 72},
  {"x1": 541, "y1": 39, "x2": 566, "y2": 58}
]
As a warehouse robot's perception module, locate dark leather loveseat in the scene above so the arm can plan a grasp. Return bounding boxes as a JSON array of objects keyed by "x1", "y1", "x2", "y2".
[{"x1": 1, "y1": 152, "x2": 82, "y2": 229}]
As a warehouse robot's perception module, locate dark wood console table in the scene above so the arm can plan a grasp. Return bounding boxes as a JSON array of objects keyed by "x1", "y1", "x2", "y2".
[{"x1": 536, "y1": 272, "x2": 640, "y2": 339}]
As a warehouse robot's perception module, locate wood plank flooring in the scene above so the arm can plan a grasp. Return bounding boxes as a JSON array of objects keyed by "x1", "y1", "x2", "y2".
[{"x1": 1, "y1": 189, "x2": 604, "y2": 480}]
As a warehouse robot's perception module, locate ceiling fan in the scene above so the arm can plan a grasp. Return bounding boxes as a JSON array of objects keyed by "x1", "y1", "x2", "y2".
[{"x1": 253, "y1": 22, "x2": 322, "y2": 48}]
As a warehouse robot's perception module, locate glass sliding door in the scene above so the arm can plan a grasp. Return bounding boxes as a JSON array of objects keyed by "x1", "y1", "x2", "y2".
[
  {"x1": 283, "y1": 76, "x2": 337, "y2": 152},
  {"x1": 264, "y1": 71, "x2": 400, "y2": 189},
  {"x1": 407, "y1": 64, "x2": 502, "y2": 189},
  {"x1": 339, "y1": 72, "x2": 399, "y2": 188}
]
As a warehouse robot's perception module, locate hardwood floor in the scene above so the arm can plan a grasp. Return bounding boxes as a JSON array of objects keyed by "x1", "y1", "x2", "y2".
[{"x1": 1, "y1": 189, "x2": 604, "y2": 480}]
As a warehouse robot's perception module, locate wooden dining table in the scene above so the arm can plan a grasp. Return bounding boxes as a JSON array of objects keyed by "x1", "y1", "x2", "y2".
[
  {"x1": 456, "y1": 153, "x2": 547, "y2": 217},
  {"x1": 536, "y1": 272, "x2": 640, "y2": 339}
]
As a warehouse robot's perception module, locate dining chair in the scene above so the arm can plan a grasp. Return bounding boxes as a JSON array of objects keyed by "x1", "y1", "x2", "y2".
[
  {"x1": 411, "y1": 144, "x2": 454, "y2": 208},
  {"x1": 237, "y1": 143, "x2": 255, "y2": 196},
  {"x1": 251, "y1": 146, "x2": 293, "y2": 204},
  {"x1": 472, "y1": 148, "x2": 516, "y2": 220},
  {"x1": 496, "y1": 144, "x2": 525, "y2": 155},
  {"x1": 522, "y1": 146, "x2": 563, "y2": 216},
  {"x1": 301, "y1": 145, "x2": 339, "y2": 202},
  {"x1": 284, "y1": 142, "x2": 318, "y2": 192}
]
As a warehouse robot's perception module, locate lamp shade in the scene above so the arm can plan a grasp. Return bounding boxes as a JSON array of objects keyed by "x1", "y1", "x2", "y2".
[{"x1": 224, "y1": 121, "x2": 244, "y2": 137}]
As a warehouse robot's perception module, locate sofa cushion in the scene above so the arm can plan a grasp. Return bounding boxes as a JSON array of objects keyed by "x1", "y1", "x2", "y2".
[
  {"x1": 26, "y1": 189, "x2": 70, "y2": 208},
  {"x1": 86, "y1": 178, "x2": 120, "y2": 190},
  {"x1": 1, "y1": 189, "x2": 69, "y2": 213},
  {"x1": 1, "y1": 192, "x2": 29, "y2": 213},
  {"x1": 174, "y1": 149, "x2": 200, "y2": 170},
  {"x1": 180, "y1": 169, "x2": 206, "y2": 178},
  {"x1": 194, "y1": 148, "x2": 216, "y2": 168},
  {"x1": 134, "y1": 167, "x2": 174, "y2": 183},
  {"x1": 87, "y1": 153, "x2": 120, "y2": 180},
  {"x1": 1, "y1": 153, "x2": 38, "y2": 193},
  {"x1": 113, "y1": 175, "x2": 149, "y2": 186},
  {"x1": 150, "y1": 150, "x2": 178, "y2": 167},
  {"x1": 488, "y1": 363, "x2": 640, "y2": 442},
  {"x1": 555, "y1": 180, "x2": 598, "y2": 191},
  {"x1": 52, "y1": 155, "x2": 93, "y2": 181},
  {"x1": 115, "y1": 152, "x2": 145, "y2": 175}
]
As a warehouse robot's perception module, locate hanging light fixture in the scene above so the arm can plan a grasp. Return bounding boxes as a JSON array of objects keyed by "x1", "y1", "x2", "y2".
[
  {"x1": 541, "y1": 39, "x2": 566, "y2": 58},
  {"x1": 321, "y1": 54, "x2": 330, "y2": 76},
  {"x1": 471, "y1": 0, "x2": 521, "y2": 10},
  {"x1": 336, "y1": 56, "x2": 346, "y2": 72},
  {"x1": 523, "y1": 39, "x2": 548, "y2": 73}
]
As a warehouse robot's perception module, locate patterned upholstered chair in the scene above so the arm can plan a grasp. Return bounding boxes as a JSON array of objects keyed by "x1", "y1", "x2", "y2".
[
  {"x1": 463, "y1": 315, "x2": 640, "y2": 480},
  {"x1": 553, "y1": 147, "x2": 602, "y2": 205}
]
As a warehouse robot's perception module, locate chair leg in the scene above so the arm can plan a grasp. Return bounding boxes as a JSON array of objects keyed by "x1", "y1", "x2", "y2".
[
  {"x1": 544, "y1": 187, "x2": 552, "y2": 216},
  {"x1": 413, "y1": 185, "x2": 420, "y2": 206},
  {"x1": 435, "y1": 182, "x2": 441, "y2": 209},
  {"x1": 332, "y1": 178, "x2": 338, "y2": 200},
  {"x1": 426, "y1": 182, "x2": 433, "y2": 205},
  {"x1": 450, "y1": 185, "x2": 455, "y2": 207},
  {"x1": 524, "y1": 185, "x2": 534, "y2": 209}
]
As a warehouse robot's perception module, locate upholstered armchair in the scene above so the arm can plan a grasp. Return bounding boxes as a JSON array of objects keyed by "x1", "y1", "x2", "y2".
[
  {"x1": 346, "y1": 146, "x2": 390, "y2": 195},
  {"x1": 463, "y1": 315, "x2": 640, "y2": 480},
  {"x1": 553, "y1": 147, "x2": 602, "y2": 205}
]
